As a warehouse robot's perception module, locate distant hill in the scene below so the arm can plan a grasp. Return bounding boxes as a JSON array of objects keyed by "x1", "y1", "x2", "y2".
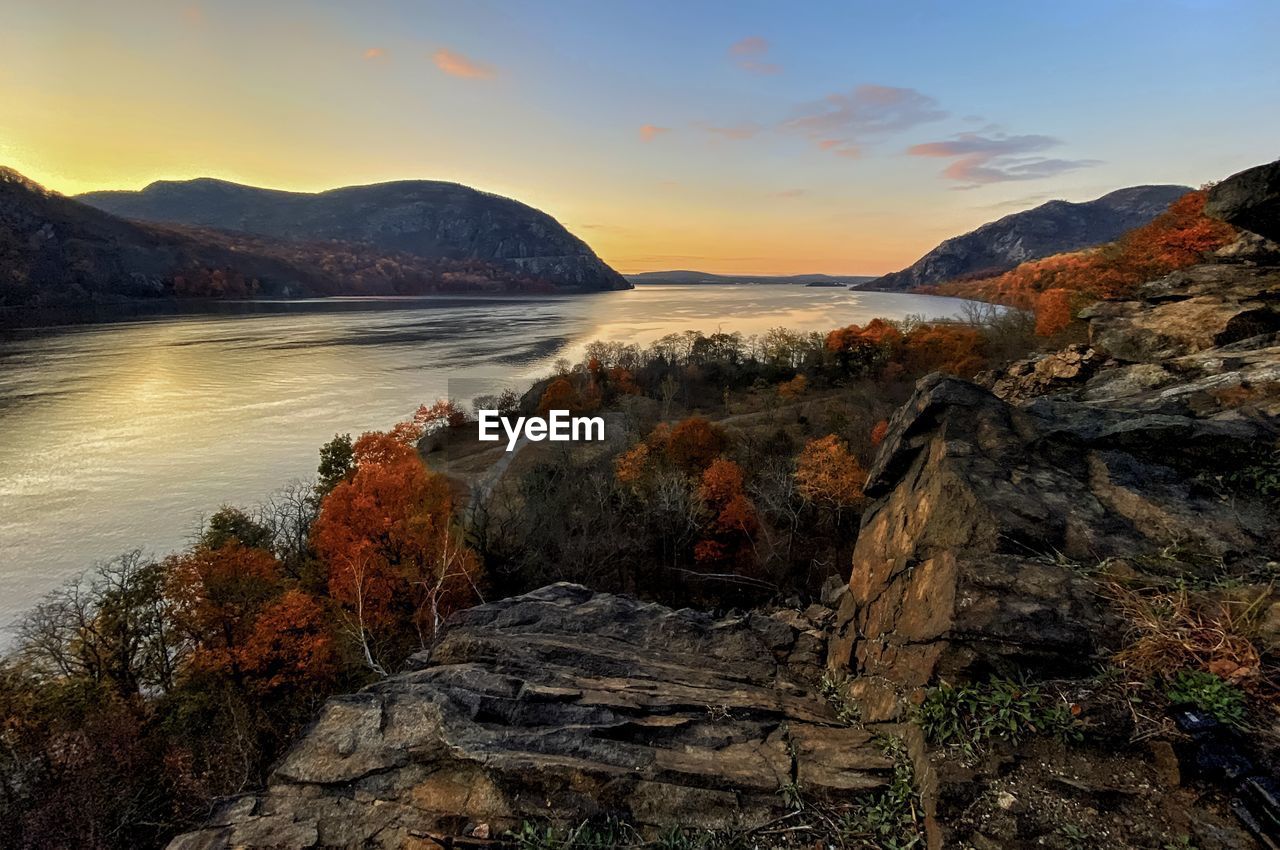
[
  {"x1": 0, "y1": 167, "x2": 313, "y2": 308},
  {"x1": 0, "y1": 168, "x2": 630, "y2": 311},
  {"x1": 627, "y1": 270, "x2": 876, "y2": 286},
  {"x1": 869, "y1": 185, "x2": 1192, "y2": 291},
  {"x1": 79, "y1": 177, "x2": 628, "y2": 292}
]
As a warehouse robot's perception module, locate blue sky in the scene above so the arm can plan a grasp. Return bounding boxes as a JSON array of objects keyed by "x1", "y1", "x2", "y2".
[{"x1": 2, "y1": 0, "x2": 1277, "y2": 273}]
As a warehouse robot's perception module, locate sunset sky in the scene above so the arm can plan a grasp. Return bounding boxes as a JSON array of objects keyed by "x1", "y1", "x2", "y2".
[{"x1": 3, "y1": 0, "x2": 1278, "y2": 275}]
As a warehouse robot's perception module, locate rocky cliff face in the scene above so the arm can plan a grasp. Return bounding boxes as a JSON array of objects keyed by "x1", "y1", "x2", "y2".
[
  {"x1": 870, "y1": 185, "x2": 1190, "y2": 292},
  {"x1": 79, "y1": 178, "x2": 629, "y2": 291},
  {"x1": 167, "y1": 585, "x2": 900, "y2": 849},
  {"x1": 830, "y1": 226, "x2": 1280, "y2": 723}
]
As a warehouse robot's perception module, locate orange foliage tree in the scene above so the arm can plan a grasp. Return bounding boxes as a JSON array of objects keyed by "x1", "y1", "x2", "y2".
[
  {"x1": 1034, "y1": 288, "x2": 1077, "y2": 337},
  {"x1": 165, "y1": 543, "x2": 282, "y2": 685},
  {"x1": 693, "y1": 459, "x2": 759, "y2": 569},
  {"x1": 825, "y1": 318, "x2": 904, "y2": 375},
  {"x1": 777, "y1": 374, "x2": 807, "y2": 400},
  {"x1": 606, "y1": 366, "x2": 641, "y2": 396},
  {"x1": 312, "y1": 417, "x2": 482, "y2": 673},
  {"x1": 902, "y1": 324, "x2": 987, "y2": 377},
  {"x1": 537, "y1": 377, "x2": 582, "y2": 416},
  {"x1": 663, "y1": 417, "x2": 728, "y2": 473},
  {"x1": 795, "y1": 435, "x2": 867, "y2": 521},
  {"x1": 614, "y1": 417, "x2": 729, "y2": 488},
  {"x1": 239, "y1": 589, "x2": 336, "y2": 695}
]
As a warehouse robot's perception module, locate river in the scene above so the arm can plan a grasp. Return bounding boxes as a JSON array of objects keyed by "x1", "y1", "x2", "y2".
[{"x1": 0, "y1": 284, "x2": 979, "y2": 631}]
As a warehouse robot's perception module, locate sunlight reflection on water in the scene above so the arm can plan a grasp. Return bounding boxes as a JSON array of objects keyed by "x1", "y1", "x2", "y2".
[{"x1": 0, "y1": 285, "x2": 978, "y2": 631}]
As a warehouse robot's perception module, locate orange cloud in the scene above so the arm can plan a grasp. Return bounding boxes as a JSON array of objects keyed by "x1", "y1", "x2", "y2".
[
  {"x1": 363, "y1": 48, "x2": 386, "y2": 61},
  {"x1": 639, "y1": 124, "x2": 670, "y2": 142},
  {"x1": 183, "y1": 5, "x2": 203, "y2": 25},
  {"x1": 432, "y1": 48, "x2": 496, "y2": 80}
]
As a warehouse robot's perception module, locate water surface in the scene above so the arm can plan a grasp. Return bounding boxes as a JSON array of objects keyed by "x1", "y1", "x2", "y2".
[{"x1": 0, "y1": 285, "x2": 977, "y2": 630}]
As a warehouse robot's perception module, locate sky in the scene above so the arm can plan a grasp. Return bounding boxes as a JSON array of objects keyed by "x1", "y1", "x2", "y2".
[{"x1": 3, "y1": 0, "x2": 1278, "y2": 275}]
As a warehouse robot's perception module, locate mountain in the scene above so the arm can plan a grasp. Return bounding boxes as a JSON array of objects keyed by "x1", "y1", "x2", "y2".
[
  {"x1": 626, "y1": 270, "x2": 876, "y2": 286},
  {"x1": 0, "y1": 167, "x2": 317, "y2": 308},
  {"x1": 868, "y1": 185, "x2": 1192, "y2": 291},
  {"x1": 79, "y1": 177, "x2": 628, "y2": 291}
]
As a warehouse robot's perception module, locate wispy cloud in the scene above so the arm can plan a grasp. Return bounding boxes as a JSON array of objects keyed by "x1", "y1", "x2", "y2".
[
  {"x1": 363, "y1": 48, "x2": 386, "y2": 61},
  {"x1": 908, "y1": 133, "x2": 1058, "y2": 158},
  {"x1": 786, "y1": 85, "x2": 946, "y2": 158},
  {"x1": 908, "y1": 132, "x2": 1100, "y2": 186},
  {"x1": 639, "y1": 124, "x2": 671, "y2": 142},
  {"x1": 729, "y1": 36, "x2": 781, "y2": 75},
  {"x1": 698, "y1": 122, "x2": 762, "y2": 141},
  {"x1": 432, "y1": 48, "x2": 496, "y2": 80},
  {"x1": 774, "y1": 188, "x2": 806, "y2": 198}
]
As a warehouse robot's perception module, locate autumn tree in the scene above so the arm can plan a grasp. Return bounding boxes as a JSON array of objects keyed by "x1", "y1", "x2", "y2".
[
  {"x1": 1034, "y1": 288, "x2": 1077, "y2": 337},
  {"x1": 537, "y1": 377, "x2": 582, "y2": 416},
  {"x1": 413, "y1": 399, "x2": 467, "y2": 433},
  {"x1": 825, "y1": 318, "x2": 903, "y2": 375},
  {"x1": 777, "y1": 374, "x2": 807, "y2": 400},
  {"x1": 164, "y1": 543, "x2": 282, "y2": 685},
  {"x1": 312, "y1": 419, "x2": 482, "y2": 673},
  {"x1": 693, "y1": 459, "x2": 759, "y2": 571},
  {"x1": 662, "y1": 417, "x2": 728, "y2": 473},
  {"x1": 238, "y1": 589, "x2": 335, "y2": 695},
  {"x1": 902, "y1": 324, "x2": 986, "y2": 378},
  {"x1": 796, "y1": 435, "x2": 867, "y2": 521}
]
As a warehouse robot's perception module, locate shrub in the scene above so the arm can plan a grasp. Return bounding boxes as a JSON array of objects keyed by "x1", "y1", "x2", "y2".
[
  {"x1": 1164, "y1": 670, "x2": 1247, "y2": 726},
  {"x1": 917, "y1": 676, "x2": 1079, "y2": 757}
]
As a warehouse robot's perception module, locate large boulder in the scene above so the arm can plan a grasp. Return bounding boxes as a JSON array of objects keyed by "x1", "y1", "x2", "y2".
[
  {"x1": 168, "y1": 584, "x2": 896, "y2": 849},
  {"x1": 829, "y1": 371, "x2": 1278, "y2": 722},
  {"x1": 1207, "y1": 159, "x2": 1280, "y2": 242},
  {"x1": 830, "y1": 254, "x2": 1280, "y2": 722},
  {"x1": 1081, "y1": 265, "x2": 1280, "y2": 363}
]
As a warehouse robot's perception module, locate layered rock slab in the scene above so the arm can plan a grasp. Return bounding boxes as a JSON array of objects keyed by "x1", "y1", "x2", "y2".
[{"x1": 169, "y1": 584, "x2": 892, "y2": 849}]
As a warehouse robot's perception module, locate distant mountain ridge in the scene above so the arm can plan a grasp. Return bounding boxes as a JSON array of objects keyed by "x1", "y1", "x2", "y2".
[
  {"x1": 0, "y1": 167, "x2": 304, "y2": 308},
  {"x1": 626, "y1": 270, "x2": 876, "y2": 286},
  {"x1": 868, "y1": 185, "x2": 1192, "y2": 291},
  {"x1": 0, "y1": 167, "x2": 627, "y2": 312},
  {"x1": 79, "y1": 177, "x2": 628, "y2": 291}
]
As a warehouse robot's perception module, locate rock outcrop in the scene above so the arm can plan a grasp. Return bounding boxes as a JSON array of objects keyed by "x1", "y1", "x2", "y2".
[
  {"x1": 1208, "y1": 159, "x2": 1280, "y2": 243},
  {"x1": 168, "y1": 585, "x2": 895, "y2": 850},
  {"x1": 832, "y1": 225, "x2": 1280, "y2": 723}
]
